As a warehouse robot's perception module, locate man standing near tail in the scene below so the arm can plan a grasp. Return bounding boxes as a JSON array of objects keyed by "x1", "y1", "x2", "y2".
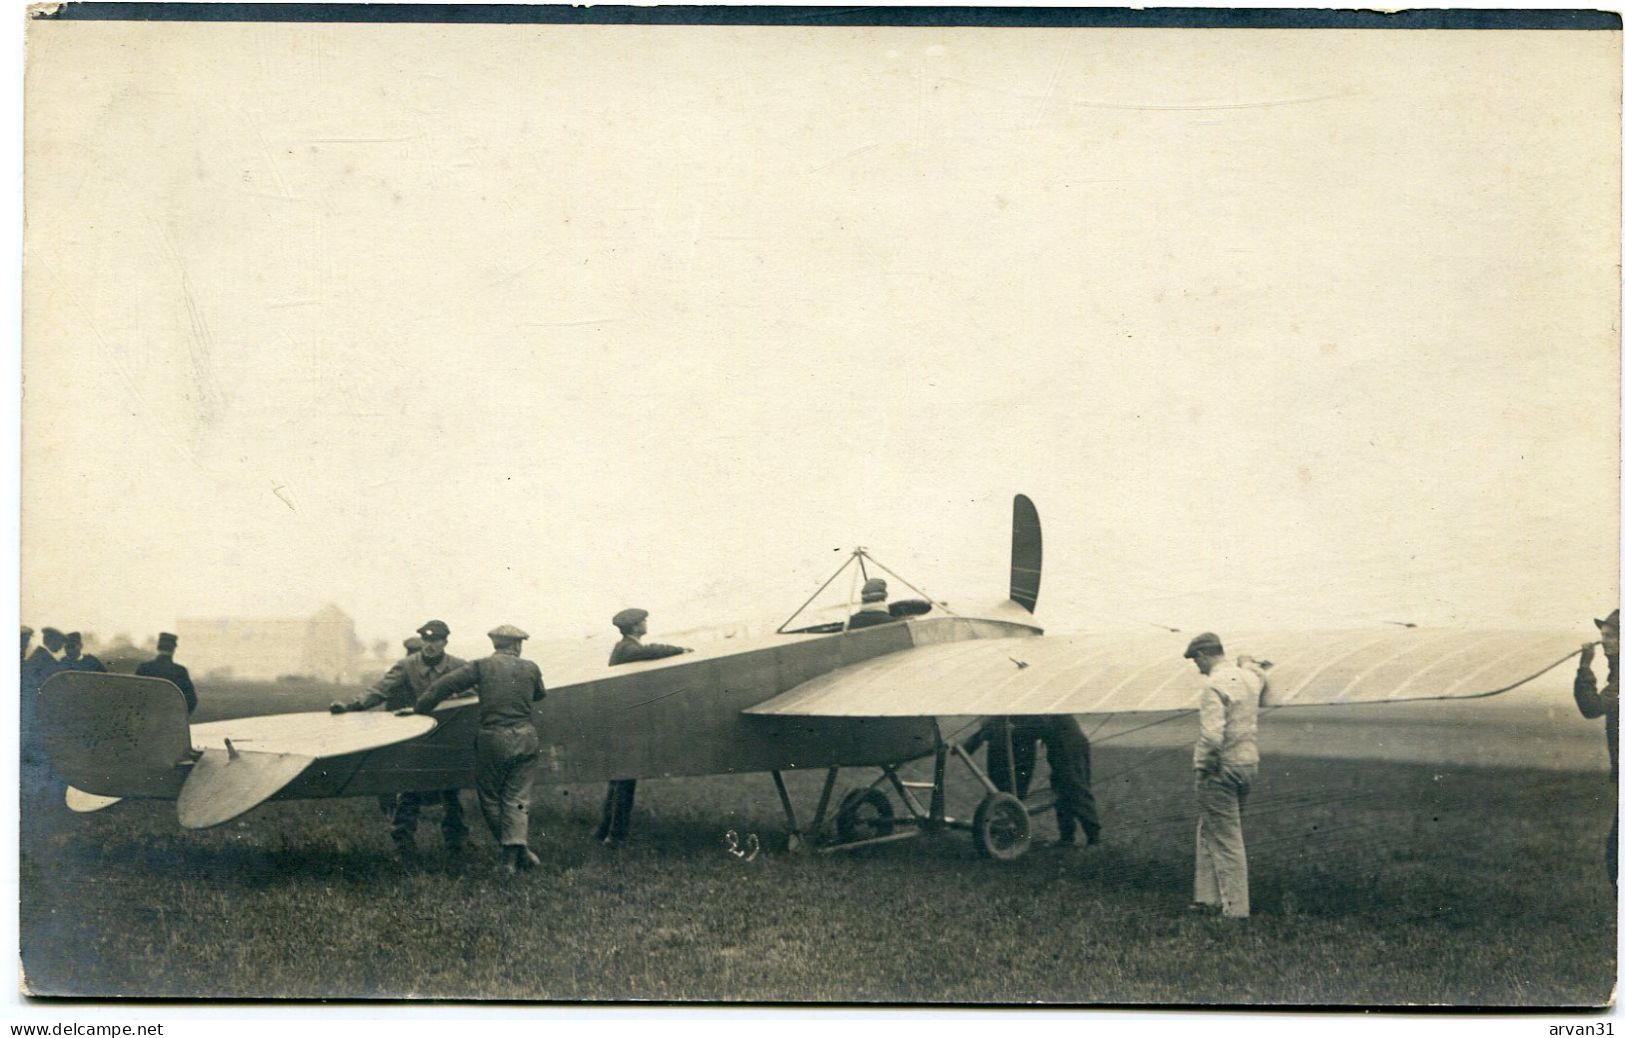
[
  {"x1": 1574, "y1": 608, "x2": 1619, "y2": 886},
  {"x1": 332, "y1": 620, "x2": 470, "y2": 859},
  {"x1": 1183, "y1": 631, "x2": 1264, "y2": 919},
  {"x1": 598, "y1": 608, "x2": 692, "y2": 845},
  {"x1": 415, "y1": 625, "x2": 547, "y2": 874}
]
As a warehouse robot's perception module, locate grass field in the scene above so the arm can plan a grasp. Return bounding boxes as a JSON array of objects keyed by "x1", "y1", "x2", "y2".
[{"x1": 18, "y1": 679, "x2": 1619, "y2": 1005}]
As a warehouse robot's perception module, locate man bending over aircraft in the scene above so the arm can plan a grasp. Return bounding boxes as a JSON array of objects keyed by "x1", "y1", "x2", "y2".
[
  {"x1": 332, "y1": 619, "x2": 471, "y2": 860},
  {"x1": 597, "y1": 608, "x2": 694, "y2": 846},
  {"x1": 1574, "y1": 607, "x2": 1618, "y2": 886},
  {"x1": 1184, "y1": 631, "x2": 1265, "y2": 920},
  {"x1": 970, "y1": 716, "x2": 1102, "y2": 848},
  {"x1": 413, "y1": 624, "x2": 547, "y2": 875}
]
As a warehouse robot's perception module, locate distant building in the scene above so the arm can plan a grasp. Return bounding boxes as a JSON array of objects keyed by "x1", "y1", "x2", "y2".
[{"x1": 176, "y1": 605, "x2": 364, "y2": 683}]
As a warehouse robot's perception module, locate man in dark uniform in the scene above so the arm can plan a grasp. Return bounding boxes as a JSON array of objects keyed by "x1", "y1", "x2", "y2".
[
  {"x1": 972, "y1": 715, "x2": 1102, "y2": 847},
  {"x1": 597, "y1": 608, "x2": 694, "y2": 846},
  {"x1": 24, "y1": 627, "x2": 65, "y2": 689},
  {"x1": 332, "y1": 619, "x2": 470, "y2": 858},
  {"x1": 413, "y1": 624, "x2": 547, "y2": 875},
  {"x1": 1575, "y1": 607, "x2": 1619, "y2": 886},
  {"x1": 20, "y1": 625, "x2": 31, "y2": 666},
  {"x1": 848, "y1": 578, "x2": 901, "y2": 630},
  {"x1": 135, "y1": 632, "x2": 196, "y2": 713},
  {"x1": 19, "y1": 626, "x2": 59, "y2": 789},
  {"x1": 62, "y1": 632, "x2": 107, "y2": 673}
]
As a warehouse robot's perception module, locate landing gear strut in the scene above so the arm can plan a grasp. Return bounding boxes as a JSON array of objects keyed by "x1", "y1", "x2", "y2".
[{"x1": 768, "y1": 720, "x2": 1043, "y2": 861}]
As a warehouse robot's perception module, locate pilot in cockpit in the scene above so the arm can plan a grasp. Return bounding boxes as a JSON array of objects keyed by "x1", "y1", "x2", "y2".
[{"x1": 847, "y1": 578, "x2": 901, "y2": 630}]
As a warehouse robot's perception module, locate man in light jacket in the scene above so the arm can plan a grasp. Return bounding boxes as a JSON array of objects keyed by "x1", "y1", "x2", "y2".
[{"x1": 1183, "y1": 631, "x2": 1265, "y2": 919}]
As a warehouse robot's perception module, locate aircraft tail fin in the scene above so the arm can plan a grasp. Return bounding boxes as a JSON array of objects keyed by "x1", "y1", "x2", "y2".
[
  {"x1": 38, "y1": 672, "x2": 193, "y2": 799},
  {"x1": 1010, "y1": 494, "x2": 1042, "y2": 614}
]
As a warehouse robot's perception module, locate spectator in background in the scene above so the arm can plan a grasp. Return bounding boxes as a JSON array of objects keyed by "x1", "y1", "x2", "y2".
[
  {"x1": 62, "y1": 632, "x2": 107, "y2": 673},
  {"x1": 136, "y1": 632, "x2": 197, "y2": 714}
]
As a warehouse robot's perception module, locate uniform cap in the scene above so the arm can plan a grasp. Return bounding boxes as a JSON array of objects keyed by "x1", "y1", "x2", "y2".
[
  {"x1": 156, "y1": 632, "x2": 179, "y2": 651},
  {"x1": 20, "y1": 626, "x2": 31, "y2": 637},
  {"x1": 1183, "y1": 632, "x2": 1224, "y2": 659},
  {"x1": 861, "y1": 578, "x2": 888, "y2": 603},
  {"x1": 42, "y1": 627, "x2": 63, "y2": 639},
  {"x1": 1597, "y1": 609, "x2": 1620, "y2": 632},
  {"x1": 416, "y1": 620, "x2": 451, "y2": 641},
  {"x1": 488, "y1": 624, "x2": 530, "y2": 641},
  {"x1": 613, "y1": 608, "x2": 649, "y2": 632}
]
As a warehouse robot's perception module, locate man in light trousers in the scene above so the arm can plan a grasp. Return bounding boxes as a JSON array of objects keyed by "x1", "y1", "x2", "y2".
[
  {"x1": 1183, "y1": 631, "x2": 1265, "y2": 919},
  {"x1": 413, "y1": 624, "x2": 547, "y2": 874}
]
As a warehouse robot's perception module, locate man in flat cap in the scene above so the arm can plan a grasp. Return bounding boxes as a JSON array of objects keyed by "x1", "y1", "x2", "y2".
[
  {"x1": 136, "y1": 632, "x2": 196, "y2": 714},
  {"x1": 598, "y1": 609, "x2": 694, "y2": 846},
  {"x1": 333, "y1": 620, "x2": 471, "y2": 859},
  {"x1": 1183, "y1": 631, "x2": 1265, "y2": 919},
  {"x1": 1574, "y1": 608, "x2": 1619, "y2": 886},
  {"x1": 848, "y1": 578, "x2": 901, "y2": 630},
  {"x1": 61, "y1": 632, "x2": 107, "y2": 673},
  {"x1": 414, "y1": 624, "x2": 547, "y2": 874}
]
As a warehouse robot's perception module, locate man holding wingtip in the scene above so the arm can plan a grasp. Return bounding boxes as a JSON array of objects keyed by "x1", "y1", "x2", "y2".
[{"x1": 332, "y1": 619, "x2": 471, "y2": 859}]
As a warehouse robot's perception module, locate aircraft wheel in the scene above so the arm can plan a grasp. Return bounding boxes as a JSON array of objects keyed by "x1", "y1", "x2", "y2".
[
  {"x1": 834, "y1": 787, "x2": 895, "y2": 843},
  {"x1": 972, "y1": 792, "x2": 1031, "y2": 862}
]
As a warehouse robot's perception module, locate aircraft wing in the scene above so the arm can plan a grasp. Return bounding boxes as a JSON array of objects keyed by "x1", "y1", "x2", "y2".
[{"x1": 744, "y1": 629, "x2": 1584, "y2": 717}]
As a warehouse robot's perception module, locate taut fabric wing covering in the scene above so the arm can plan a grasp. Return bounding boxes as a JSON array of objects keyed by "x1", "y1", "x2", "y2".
[{"x1": 745, "y1": 630, "x2": 1583, "y2": 718}]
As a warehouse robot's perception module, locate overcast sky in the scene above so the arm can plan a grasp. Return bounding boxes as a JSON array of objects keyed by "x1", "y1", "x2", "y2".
[{"x1": 21, "y1": 23, "x2": 1620, "y2": 648}]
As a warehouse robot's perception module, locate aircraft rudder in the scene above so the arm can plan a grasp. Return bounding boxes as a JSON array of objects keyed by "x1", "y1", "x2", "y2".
[{"x1": 1010, "y1": 494, "x2": 1042, "y2": 614}]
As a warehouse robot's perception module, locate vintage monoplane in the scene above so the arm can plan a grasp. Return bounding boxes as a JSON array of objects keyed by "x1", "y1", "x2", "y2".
[{"x1": 37, "y1": 496, "x2": 1584, "y2": 860}]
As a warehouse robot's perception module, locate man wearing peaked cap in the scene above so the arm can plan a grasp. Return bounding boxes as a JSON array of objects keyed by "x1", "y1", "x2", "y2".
[
  {"x1": 1183, "y1": 631, "x2": 1265, "y2": 919},
  {"x1": 597, "y1": 608, "x2": 694, "y2": 846},
  {"x1": 333, "y1": 619, "x2": 471, "y2": 859},
  {"x1": 415, "y1": 623, "x2": 547, "y2": 874},
  {"x1": 136, "y1": 632, "x2": 196, "y2": 714},
  {"x1": 1575, "y1": 608, "x2": 1619, "y2": 886},
  {"x1": 848, "y1": 577, "x2": 900, "y2": 630}
]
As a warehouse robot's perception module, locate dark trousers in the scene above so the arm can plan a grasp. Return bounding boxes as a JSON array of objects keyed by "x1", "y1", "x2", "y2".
[
  {"x1": 986, "y1": 723, "x2": 1038, "y2": 798},
  {"x1": 1043, "y1": 717, "x2": 1102, "y2": 843},
  {"x1": 596, "y1": 779, "x2": 637, "y2": 842},
  {"x1": 391, "y1": 790, "x2": 468, "y2": 847},
  {"x1": 983, "y1": 717, "x2": 1100, "y2": 843}
]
